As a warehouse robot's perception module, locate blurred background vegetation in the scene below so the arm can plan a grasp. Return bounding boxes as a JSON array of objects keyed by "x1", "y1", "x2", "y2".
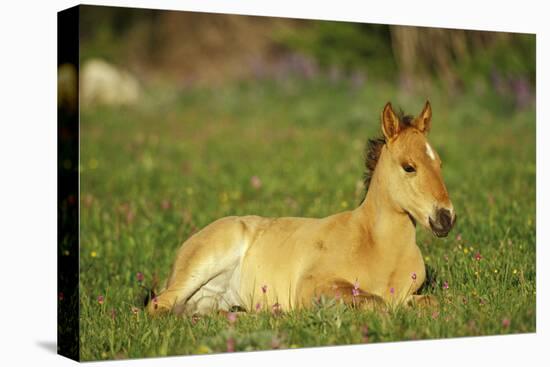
[{"x1": 78, "y1": 5, "x2": 535, "y2": 109}]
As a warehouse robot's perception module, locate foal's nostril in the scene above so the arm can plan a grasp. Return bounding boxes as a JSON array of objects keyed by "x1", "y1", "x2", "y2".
[{"x1": 437, "y1": 209, "x2": 452, "y2": 231}]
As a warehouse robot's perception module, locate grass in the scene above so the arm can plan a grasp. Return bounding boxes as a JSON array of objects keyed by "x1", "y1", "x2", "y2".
[{"x1": 77, "y1": 78, "x2": 535, "y2": 361}]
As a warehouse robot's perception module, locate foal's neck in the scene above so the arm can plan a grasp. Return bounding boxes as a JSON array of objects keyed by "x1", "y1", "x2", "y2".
[{"x1": 353, "y1": 155, "x2": 416, "y2": 248}]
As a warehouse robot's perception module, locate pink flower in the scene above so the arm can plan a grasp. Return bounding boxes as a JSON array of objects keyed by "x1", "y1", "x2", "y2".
[
  {"x1": 161, "y1": 199, "x2": 171, "y2": 210},
  {"x1": 411, "y1": 272, "x2": 417, "y2": 281},
  {"x1": 250, "y1": 176, "x2": 262, "y2": 189},
  {"x1": 226, "y1": 337, "x2": 235, "y2": 352},
  {"x1": 261, "y1": 285, "x2": 268, "y2": 294},
  {"x1": 352, "y1": 280, "x2": 360, "y2": 297},
  {"x1": 227, "y1": 312, "x2": 237, "y2": 325},
  {"x1": 271, "y1": 303, "x2": 282, "y2": 315},
  {"x1": 136, "y1": 272, "x2": 144, "y2": 283},
  {"x1": 442, "y1": 281, "x2": 449, "y2": 290},
  {"x1": 271, "y1": 336, "x2": 281, "y2": 349},
  {"x1": 255, "y1": 302, "x2": 261, "y2": 312},
  {"x1": 390, "y1": 287, "x2": 395, "y2": 295},
  {"x1": 502, "y1": 318, "x2": 511, "y2": 328},
  {"x1": 361, "y1": 325, "x2": 369, "y2": 343},
  {"x1": 97, "y1": 295, "x2": 104, "y2": 305},
  {"x1": 474, "y1": 252, "x2": 482, "y2": 261}
]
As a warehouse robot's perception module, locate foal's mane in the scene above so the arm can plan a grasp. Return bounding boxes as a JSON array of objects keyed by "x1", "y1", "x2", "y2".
[{"x1": 362, "y1": 110, "x2": 414, "y2": 200}]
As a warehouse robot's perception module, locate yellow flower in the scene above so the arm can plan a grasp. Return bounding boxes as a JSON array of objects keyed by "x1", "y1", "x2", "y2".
[
  {"x1": 463, "y1": 248, "x2": 469, "y2": 254},
  {"x1": 513, "y1": 269, "x2": 518, "y2": 275},
  {"x1": 91, "y1": 251, "x2": 97, "y2": 258},
  {"x1": 494, "y1": 269, "x2": 498, "y2": 274},
  {"x1": 425, "y1": 256, "x2": 431, "y2": 262},
  {"x1": 195, "y1": 345, "x2": 211, "y2": 354},
  {"x1": 474, "y1": 271, "x2": 479, "y2": 277},
  {"x1": 89, "y1": 158, "x2": 98, "y2": 170},
  {"x1": 341, "y1": 201, "x2": 348, "y2": 208}
]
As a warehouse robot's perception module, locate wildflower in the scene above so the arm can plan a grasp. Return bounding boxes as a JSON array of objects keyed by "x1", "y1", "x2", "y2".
[
  {"x1": 494, "y1": 269, "x2": 499, "y2": 274},
  {"x1": 361, "y1": 325, "x2": 369, "y2": 343},
  {"x1": 442, "y1": 281, "x2": 449, "y2": 290},
  {"x1": 474, "y1": 252, "x2": 482, "y2": 261},
  {"x1": 271, "y1": 336, "x2": 281, "y2": 349},
  {"x1": 463, "y1": 248, "x2": 469, "y2": 255},
  {"x1": 261, "y1": 285, "x2": 268, "y2": 294},
  {"x1": 390, "y1": 287, "x2": 395, "y2": 295},
  {"x1": 97, "y1": 295, "x2": 104, "y2": 305},
  {"x1": 250, "y1": 175, "x2": 262, "y2": 190},
  {"x1": 195, "y1": 345, "x2": 211, "y2": 354},
  {"x1": 272, "y1": 303, "x2": 283, "y2": 316},
  {"x1": 91, "y1": 251, "x2": 97, "y2": 258},
  {"x1": 411, "y1": 272, "x2": 417, "y2": 281},
  {"x1": 474, "y1": 271, "x2": 479, "y2": 277},
  {"x1": 136, "y1": 272, "x2": 144, "y2": 283},
  {"x1": 255, "y1": 302, "x2": 261, "y2": 312},
  {"x1": 502, "y1": 318, "x2": 511, "y2": 328},
  {"x1": 425, "y1": 256, "x2": 431, "y2": 262},
  {"x1": 227, "y1": 312, "x2": 237, "y2": 325},
  {"x1": 513, "y1": 269, "x2": 518, "y2": 275},
  {"x1": 226, "y1": 337, "x2": 235, "y2": 352},
  {"x1": 352, "y1": 280, "x2": 360, "y2": 297},
  {"x1": 161, "y1": 199, "x2": 171, "y2": 210}
]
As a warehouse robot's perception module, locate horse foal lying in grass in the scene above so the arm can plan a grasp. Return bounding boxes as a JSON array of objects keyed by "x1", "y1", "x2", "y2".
[{"x1": 146, "y1": 101, "x2": 456, "y2": 315}]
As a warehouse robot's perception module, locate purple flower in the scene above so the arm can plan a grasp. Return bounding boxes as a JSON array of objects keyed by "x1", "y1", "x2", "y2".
[
  {"x1": 226, "y1": 337, "x2": 235, "y2": 352},
  {"x1": 250, "y1": 176, "x2": 262, "y2": 190},
  {"x1": 442, "y1": 281, "x2": 449, "y2": 290},
  {"x1": 227, "y1": 312, "x2": 237, "y2": 325},
  {"x1": 271, "y1": 303, "x2": 282, "y2": 315},
  {"x1": 261, "y1": 285, "x2": 268, "y2": 294},
  {"x1": 474, "y1": 252, "x2": 482, "y2": 261},
  {"x1": 136, "y1": 272, "x2": 144, "y2": 283},
  {"x1": 361, "y1": 325, "x2": 369, "y2": 343},
  {"x1": 255, "y1": 302, "x2": 261, "y2": 312},
  {"x1": 390, "y1": 287, "x2": 395, "y2": 295},
  {"x1": 352, "y1": 280, "x2": 360, "y2": 297}
]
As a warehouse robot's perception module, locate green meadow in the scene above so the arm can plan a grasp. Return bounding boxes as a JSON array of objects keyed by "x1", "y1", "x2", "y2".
[{"x1": 78, "y1": 79, "x2": 535, "y2": 360}]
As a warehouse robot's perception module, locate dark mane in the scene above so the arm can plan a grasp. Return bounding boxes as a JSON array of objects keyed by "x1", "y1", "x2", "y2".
[{"x1": 361, "y1": 109, "x2": 414, "y2": 201}]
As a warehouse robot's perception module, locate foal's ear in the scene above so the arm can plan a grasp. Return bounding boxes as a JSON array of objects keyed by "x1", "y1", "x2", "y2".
[
  {"x1": 413, "y1": 100, "x2": 432, "y2": 133},
  {"x1": 381, "y1": 102, "x2": 400, "y2": 140}
]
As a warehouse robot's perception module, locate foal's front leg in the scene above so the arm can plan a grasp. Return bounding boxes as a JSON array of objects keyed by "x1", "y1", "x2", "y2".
[{"x1": 298, "y1": 278, "x2": 386, "y2": 310}]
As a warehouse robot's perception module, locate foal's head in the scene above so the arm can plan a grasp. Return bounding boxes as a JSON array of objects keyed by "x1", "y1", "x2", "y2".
[{"x1": 373, "y1": 101, "x2": 456, "y2": 237}]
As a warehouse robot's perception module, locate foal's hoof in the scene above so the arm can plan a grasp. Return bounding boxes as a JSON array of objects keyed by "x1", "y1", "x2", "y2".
[{"x1": 407, "y1": 295, "x2": 439, "y2": 307}]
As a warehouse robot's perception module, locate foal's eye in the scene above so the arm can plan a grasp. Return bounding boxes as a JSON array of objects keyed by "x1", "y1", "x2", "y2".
[{"x1": 402, "y1": 164, "x2": 416, "y2": 173}]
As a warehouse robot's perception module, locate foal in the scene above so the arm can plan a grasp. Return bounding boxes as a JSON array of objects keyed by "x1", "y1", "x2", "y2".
[{"x1": 146, "y1": 101, "x2": 456, "y2": 315}]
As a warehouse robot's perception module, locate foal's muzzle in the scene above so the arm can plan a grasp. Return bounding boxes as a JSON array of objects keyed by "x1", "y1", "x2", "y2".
[{"x1": 429, "y1": 208, "x2": 456, "y2": 238}]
